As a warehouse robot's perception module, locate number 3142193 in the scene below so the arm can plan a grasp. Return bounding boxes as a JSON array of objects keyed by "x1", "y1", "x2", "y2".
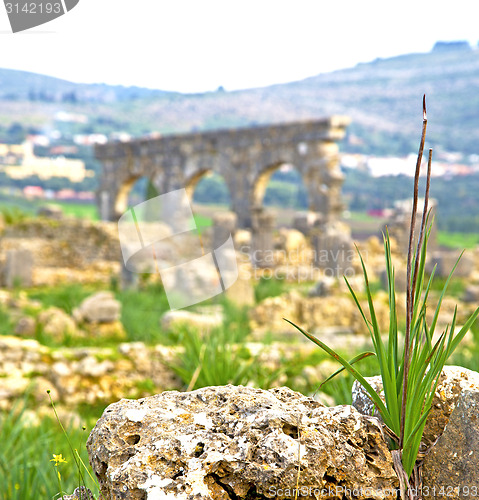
[{"x1": 5, "y1": 3, "x2": 62, "y2": 14}]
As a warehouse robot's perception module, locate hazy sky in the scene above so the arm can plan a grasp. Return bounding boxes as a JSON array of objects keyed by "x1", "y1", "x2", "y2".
[{"x1": 1, "y1": 0, "x2": 478, "y2": 93}]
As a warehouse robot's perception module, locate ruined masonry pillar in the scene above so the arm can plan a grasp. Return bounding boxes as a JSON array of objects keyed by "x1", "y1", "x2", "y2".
[
  {"x1": 251, "y1": 210, "x2": 276, "y2": 268},
  {"x1": 212, "y1": 212, "x2": 237, "y2": 251}
]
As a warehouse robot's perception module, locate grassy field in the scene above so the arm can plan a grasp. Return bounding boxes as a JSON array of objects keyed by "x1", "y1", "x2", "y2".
[
  {"x1": 437, "y1": 231, "x2": 479, "y2": 249},
  {"x1": 1, "y1": 269, "x2": 479, "y2": 499},
  {"x1": 0, "y1": 194, "x2": 99, "y2": 221}
]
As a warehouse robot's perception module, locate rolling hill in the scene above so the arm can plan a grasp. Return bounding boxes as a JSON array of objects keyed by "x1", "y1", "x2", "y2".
[{"x1": 1, "y1": 42, "x2": 479, "y2": 155}]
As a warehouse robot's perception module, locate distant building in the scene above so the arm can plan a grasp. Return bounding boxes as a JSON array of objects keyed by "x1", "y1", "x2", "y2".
[
  {"x1": 54, "y1": 111, "x2": 89, "y2": 124},
  {"x1": 73, "y1": 134, "x2": 108, "y2": 146},
  {"x1": 0, "y1": 141, "x2": 93, "y2": 182},
  {"x1": 23, "y1": 185, "x2": 44, "y2": 198}
]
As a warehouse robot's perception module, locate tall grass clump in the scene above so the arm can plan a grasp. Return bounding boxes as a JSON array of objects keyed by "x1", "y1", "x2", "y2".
[
  {"x1": 286, "y1": 96, "x2": 479, "y2": 498},
  {"x1": 0, "y1": 398, "x2": 99, "y2": 500},
  {"x1": 171, "y1": 299, "x2": 280, "y2": 391}
]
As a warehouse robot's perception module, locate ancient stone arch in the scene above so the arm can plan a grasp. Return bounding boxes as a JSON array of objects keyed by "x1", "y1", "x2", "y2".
[{"x1": 95, "y1": 117, "x2": 350, "y2": 228}]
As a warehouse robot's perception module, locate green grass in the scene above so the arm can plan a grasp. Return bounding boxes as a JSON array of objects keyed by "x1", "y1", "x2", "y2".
[
  {"x1": 53, "y1": 202, "x2": 98, "y2": 221},
  {"x1": 254, "y1": 276, "x2": 288, "y2": 303},
  {"x1": 0, "y1": 398, "x2": 99, "y2": 500},
  {"x1": 437, "y1": 231, "x2": 479, "y2": 249},
  {"x1": 0, "y1": 305, "x2": 14, "y2": 335},
  {"x1": 27, "y1": 283, "x2": 97, "y2": 316},
  {"x1": 5, "y1": 258, "x2": 479, "y2": 497},
  {"x1": 0, "y1": 193, "x2": 98, "y2": 221},
  {"x1": 345, "y1": 211, "x2": 385, "y2": 223},
  {"x1": 116, "y1": 282, "x2": 171, "y2": 344},
  {"x1": 428, "y1": 275, "x2": 466, "y2": 298}
]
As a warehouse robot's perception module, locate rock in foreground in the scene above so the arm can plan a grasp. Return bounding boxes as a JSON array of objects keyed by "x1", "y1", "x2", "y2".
[
  {"x1": 422, "y1": 390, "x2": 479, "y2": 495},
  {"x1": 87, "y1": 385, "x2": 398, "y2": 500},
  {"x1": 352, "y1": 366, "x2": 479, "y2": 449}
]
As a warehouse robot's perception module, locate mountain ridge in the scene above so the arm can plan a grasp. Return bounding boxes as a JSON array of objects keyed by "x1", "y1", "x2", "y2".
[{"x1": 1, "y1": 44, "x2": 479, "y2": 156}]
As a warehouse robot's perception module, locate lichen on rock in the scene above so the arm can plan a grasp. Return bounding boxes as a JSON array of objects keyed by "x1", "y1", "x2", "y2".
[{"x1": 87, "y1": 385, "x2": 398, "y2": 500}]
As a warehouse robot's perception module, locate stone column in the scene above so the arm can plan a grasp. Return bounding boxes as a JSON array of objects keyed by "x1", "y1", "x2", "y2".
[
  {"x1": 251, "y1": 209, "x2": 276, "y2": 268},
  {"x1": 99, "y1": 190, "x2": 111, "y2": 221},
  {"x1": 307, "y1": 141, "x2": 344, "y2": 224},
  {"x1": 212, "y1": 212, "x2": 237, "y2": 251}
]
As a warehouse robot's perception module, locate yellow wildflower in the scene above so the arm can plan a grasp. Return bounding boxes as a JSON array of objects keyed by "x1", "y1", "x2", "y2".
[{"x1": 50, "y1": 454, "x2": 68, "y2": 466}]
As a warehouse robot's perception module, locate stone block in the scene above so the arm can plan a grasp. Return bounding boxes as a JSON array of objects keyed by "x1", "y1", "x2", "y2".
[
  {"x1": 87, "y1": 385, "x2": 398, "y2": 500},
  {"x1": 73, "y1": 291, "x2": 121, "y2": 323},
  {"x1": 422, "y1": 390, "x2": 479, "y2": 496},
  {"x1": 3, "y1": 249, "x2": 33, "y2": 288},
  {"x1": 293, "y1": 211, "x2": 322, "y2": 235},
  {"x1": 427, "y1": 250, "x2": 474, "y2": 279},
  {"x1": 352, "y1": 366, "x2": 479, "y2": 449},
  {"x1": 311, "y1": 222, "x2": 354, "y2": 278}
]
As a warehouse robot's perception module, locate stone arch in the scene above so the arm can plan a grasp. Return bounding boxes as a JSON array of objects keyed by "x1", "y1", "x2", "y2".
[
  {"x1": 184, "y1": 168, "x2": 213, "y2": 201},
  {"x1": 95, "y1": 117, "x2": 351, "y2": 225},
  {"x1": 186, "y1": 169, "x2": 232, "y2": 207},
  {"x1": 114, "y1": 175, "x2": 157, "y2": 216},
  {"x1": 252, "y1": 162, "x2": 308, "y2": 209},
  {"x1": 252, "y1": 162, "x2": 284, "y2": 209},
  {"x1": 114, "y1": 176, "x2": 142, "y2": 216}
]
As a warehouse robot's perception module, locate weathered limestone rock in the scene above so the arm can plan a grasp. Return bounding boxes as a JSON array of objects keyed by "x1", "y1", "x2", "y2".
[
  {"x1": 161, "y1": 308, "x2": 223, "y2": 332},
  {"x1": 352, "y1": 366, "x2": 479, "y2": 449},
  {"x1": 224, "y1": 265, "x2": 255, "y2": 306},
  {"x1": 87, "y1": 321, "x2": 127, "y2": 341},
  {"x1": 293, "y1": 211, "x2": 322, "y2": 235},
  {"x1": 73, "y1": 291, "x2": 121, "y2": 323},
  {"x1": 14, "y1": 316, "x2": 36, "y2": 336},
  {"x1": 0, "y1": 336, "x2": 182, "y2": 411},
  {"x1": 422, "y1": 390, "x2": 479, "y2": 495},
  {"x1": 1, "y1": 219, "x2": 120, "y2": 270},
  {"x1": 87, "y1": 385, "x2": 398, "y2": 500},
  {"x1": 308, "y1": 276, "x2": 336, "y2": 297},
  {"x1": 38, "y1": 306, "x2": 78, "y2": 340},
  {"x1": 233, "y1": 229, "x2": 251, "y2": 251},
  {"x1": 250, "y1": 289, "x2": 391, "y2": 338},
  {"x1": 311, "y1": 221, "x2": 355, "y2": 278},
  {"x1": 277, "y1": 228, "x2": 307, "y2": 255},
  {"x1": 462, "y1": 283, "x2": 479, "y2": 303},
  {"x1": 427, "y1": 249, "x2": 474, "y2": 279}
]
